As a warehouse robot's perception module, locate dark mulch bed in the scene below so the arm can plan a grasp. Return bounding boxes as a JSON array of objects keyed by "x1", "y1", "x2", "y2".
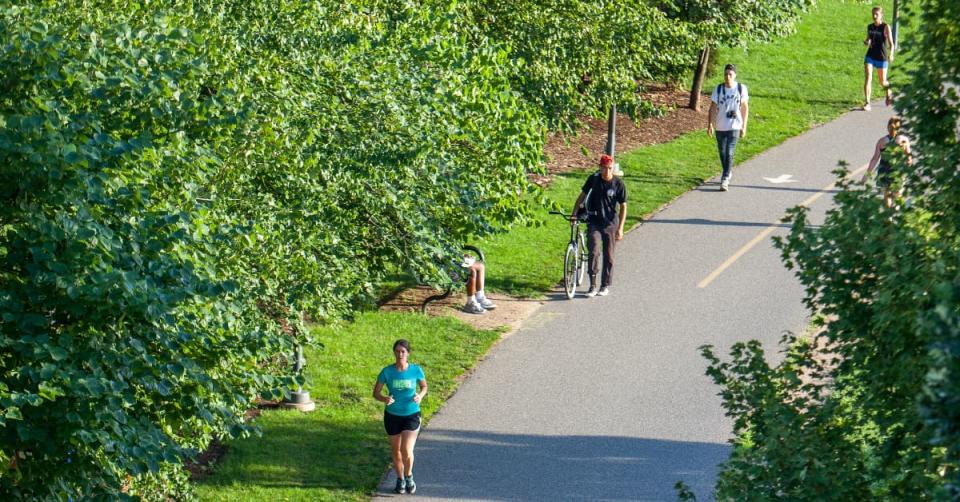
[{"x1": 536, "y1": 84, "x2": 706, "y2": 185}]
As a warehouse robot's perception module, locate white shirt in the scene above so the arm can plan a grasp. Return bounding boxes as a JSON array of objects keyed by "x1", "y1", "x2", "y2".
[{"x1": 711, "y1": 82, "x2": 749, "y2": 131}]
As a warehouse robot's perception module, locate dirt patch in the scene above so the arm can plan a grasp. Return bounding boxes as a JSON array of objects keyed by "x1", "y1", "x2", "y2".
[
  {"x1": 380, "y1": 285, "x2": 546, "y2": 336},
  {"x1": 535, "y1": 84, "x2": 707, "y2": 186}
]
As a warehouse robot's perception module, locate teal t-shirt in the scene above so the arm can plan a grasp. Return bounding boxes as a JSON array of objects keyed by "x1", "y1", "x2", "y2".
[{"x1": 377, "y1": 363, "x2": 425, "y2": 416}]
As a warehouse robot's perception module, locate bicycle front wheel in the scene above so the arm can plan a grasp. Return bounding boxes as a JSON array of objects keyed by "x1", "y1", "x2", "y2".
[
  {"x1": 575, "y1": 230, "x2": 587, "y2": 287},
  {"x1": 563, "y1": 243, "x2": 578, "y2": 299}
]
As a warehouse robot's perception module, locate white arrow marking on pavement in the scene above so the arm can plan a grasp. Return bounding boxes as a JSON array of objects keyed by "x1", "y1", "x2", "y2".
[
  {"x1": 698, "y1": 164, "x2": 868, "y2": 289},
  {"x1": 763, "y1": 174, "x2": 798, "y2": 184}
]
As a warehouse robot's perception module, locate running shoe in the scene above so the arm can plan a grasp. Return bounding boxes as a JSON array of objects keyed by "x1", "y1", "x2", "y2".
[
  {"x1": 583, "y1": 285, "x2": 599, "y2": 298},
  {"x1": 863, "y1": 102, "x2": 872, "y2": 111},
  {"x1": 597, "y1": 286, "x2": 610, "y2": 296},
  {"x1": 479, "y1": 297, "x2": 497, "y2": 310},
  {"x1": 720, "y1": 179, "x2": 729, "y2": 191},
  {"x1": 394, "y1": 477, "x2": 406, "y2": 494},
  {"x1": 463, "y1": 300, "x2": 486, "y2": 314},
  {"x1": 405, "y1": 476, "x2": 416, "y2": 494}
]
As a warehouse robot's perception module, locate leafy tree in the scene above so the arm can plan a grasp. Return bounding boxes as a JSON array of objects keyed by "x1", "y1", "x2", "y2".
[
  {"x1": 462, "y1": 0, "x2": 697, "y2": 131},
  {"x1": 655, "y1": 0, "x2": 812, "y2": 110},
  {"x1": 0, "y1": 0, "x2": 727, "y2": 499},
  {"x1": 0, "y1": 6, "x2": 298, "y2": 499},
  {"x1": 700, "y1": 0, "x2": 960, "y2": 499}
]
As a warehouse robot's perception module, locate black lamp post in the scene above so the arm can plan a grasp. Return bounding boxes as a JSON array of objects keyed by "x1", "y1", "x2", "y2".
[
  {"x1": 282, "y1": 343, "x2": 315, "y2": 412},
  {"x1": 605, "y1": 104, "x2": 624, "y2": 176}
]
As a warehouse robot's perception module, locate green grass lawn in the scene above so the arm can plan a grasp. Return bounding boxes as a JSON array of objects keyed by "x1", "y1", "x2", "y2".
[
  {"x1": 195, "y1": 313, "x2": 501, "y2": 501},
  {"x1": 481, "y1": 0, "x2": 894, "y2": 297},
  {"x1": 194, "y1": 1, "x2": 895, "y2": 500}
]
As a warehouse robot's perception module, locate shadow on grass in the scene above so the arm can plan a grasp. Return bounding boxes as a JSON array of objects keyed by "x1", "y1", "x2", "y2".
[
  {"x1": 620, "y1": 171, "x2": 707, "y2": 187},
  {"x1": 747, "y1": 93, "x2": 856, "y2": 107},
  {"x1": 486, "y1": 277, "x2": 556, "y2": 299},
  {"x1": 391, "y1": 429, "x2": 730, "y2": 501},
  {"x1": 199, "y1": 412, "x2": 386, "y2": 491}
]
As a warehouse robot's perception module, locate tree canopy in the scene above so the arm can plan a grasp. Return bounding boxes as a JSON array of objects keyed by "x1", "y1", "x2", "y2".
[{"x1": 1, "y1": 0, "x2": 700, "y2": 498}]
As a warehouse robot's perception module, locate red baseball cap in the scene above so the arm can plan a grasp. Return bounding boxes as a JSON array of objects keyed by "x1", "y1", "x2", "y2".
[{"x1": 599, "y1": 154, "x2": 614, "y2": 167}]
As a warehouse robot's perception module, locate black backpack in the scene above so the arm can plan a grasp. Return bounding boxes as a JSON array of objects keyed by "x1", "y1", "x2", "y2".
[{"x1": 715, "y1": 83, "x2": 743, "y2": 104}]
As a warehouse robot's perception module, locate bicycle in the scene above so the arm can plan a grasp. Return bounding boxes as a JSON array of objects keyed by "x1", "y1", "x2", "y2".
[{"x1": 550, "y1": 211, "x2": 588, "y2": 299}]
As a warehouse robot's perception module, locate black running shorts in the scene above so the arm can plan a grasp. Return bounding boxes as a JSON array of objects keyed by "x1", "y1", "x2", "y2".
[{"x1": 384, "y1": 411, "x2": 421, "y2": 436}]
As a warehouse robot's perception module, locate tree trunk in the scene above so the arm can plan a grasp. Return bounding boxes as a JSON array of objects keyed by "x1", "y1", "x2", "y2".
[
  {"x1": 605, "y1": 104, "x2": 616, "y2": 156},
  {"x1": 688, "y1": 46, "x2": 711, "y2": 111},
  {"x1": 892, "y1": 0, "x2": 900, "y2": 48}
]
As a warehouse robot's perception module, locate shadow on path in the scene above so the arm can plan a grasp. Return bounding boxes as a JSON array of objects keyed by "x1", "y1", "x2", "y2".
[
  {"x1": 694, "y1": 182, "x2": 841, "y2": 195},
  {"x1": 396, "y1": 429, "x2": 729, "y2": 501},
  {"x1": 642, "y1": 217, "x2": 821, "y2": 230}
]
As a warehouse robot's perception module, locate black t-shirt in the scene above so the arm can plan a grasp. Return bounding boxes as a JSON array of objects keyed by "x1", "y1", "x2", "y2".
[{"x1": 581, "y1": 173, "x2": 627, "y2": 227}]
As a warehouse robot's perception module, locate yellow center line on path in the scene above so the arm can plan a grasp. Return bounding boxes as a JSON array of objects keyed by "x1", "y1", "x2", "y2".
[{"x1": 697, "y1": 164, "x2": 869, "y2": 289}]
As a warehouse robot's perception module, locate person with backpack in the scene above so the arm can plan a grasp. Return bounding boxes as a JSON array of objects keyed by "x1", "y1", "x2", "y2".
[
  {"x1": 569, "y1": 154, "x2": 627, "y2": 298},
  {"x1": 707, "y1": 64, "x2": 749, "y2": 192}
]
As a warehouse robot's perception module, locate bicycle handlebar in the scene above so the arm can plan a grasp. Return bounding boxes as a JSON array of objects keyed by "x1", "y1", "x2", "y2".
[{"x1": 550, "y1": 210, "x2": 586, "y2": 224}]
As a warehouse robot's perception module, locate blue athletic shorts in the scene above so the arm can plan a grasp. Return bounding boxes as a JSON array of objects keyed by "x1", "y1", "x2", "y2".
[{"x1": 864, "y1": 55, "x2": 888, "y2": 69}]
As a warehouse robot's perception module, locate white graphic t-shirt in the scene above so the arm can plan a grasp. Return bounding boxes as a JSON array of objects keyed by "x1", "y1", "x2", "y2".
[{"x1": 711, "y1": 82, "x2": 749, "y2": 132}]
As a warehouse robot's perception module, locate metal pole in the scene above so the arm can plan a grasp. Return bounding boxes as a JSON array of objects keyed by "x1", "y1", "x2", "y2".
[
  {"x1": 892, "y1": 0, "x2": 900, "y2": 49},
  {"x1": 605, "y1": 104, "x2": 616, "y2": 156},
  {"x1": 605, "y1": 104, "x2": 623, "y2": 175}
]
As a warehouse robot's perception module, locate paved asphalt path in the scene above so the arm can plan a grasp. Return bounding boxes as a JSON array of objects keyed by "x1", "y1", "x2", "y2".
[{"x1": 378, "y1": 103, "x2": 894, "y2": 500}]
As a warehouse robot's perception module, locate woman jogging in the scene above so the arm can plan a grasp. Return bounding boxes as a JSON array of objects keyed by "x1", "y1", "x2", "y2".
[
  {"x1": 862, "y1": 116, "x2": 912, "y2": 207},
  {"x1": 862, "y1": 6, "x2": 895, "y2": 111},
  {"x1": 373, "y1": 339, "x2": 428, "y2": 494}
]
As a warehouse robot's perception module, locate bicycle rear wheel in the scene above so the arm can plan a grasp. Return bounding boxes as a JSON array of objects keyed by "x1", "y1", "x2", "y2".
[
  {"x1": 563, "y1": 243, "x2": 578, "y2": 299},
  {"x1": 575, "y1": 230, "x2": 587, "y2": 286}
]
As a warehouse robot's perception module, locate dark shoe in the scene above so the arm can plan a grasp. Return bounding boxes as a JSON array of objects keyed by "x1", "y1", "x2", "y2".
[
  {"x1": 405, "y1": 476, "x2": 416, "y2": 494},
  {"x1": 395, "y1": 477, "x2": 406, "y2": 494}
]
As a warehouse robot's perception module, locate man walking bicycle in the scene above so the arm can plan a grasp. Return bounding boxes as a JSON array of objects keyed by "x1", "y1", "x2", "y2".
[
  {"x1": 570, "y1": 155, "x2": 627, "y2": 298},
  {"x1": 707, "y1": 63, "x2": 749, "y2": 191}
]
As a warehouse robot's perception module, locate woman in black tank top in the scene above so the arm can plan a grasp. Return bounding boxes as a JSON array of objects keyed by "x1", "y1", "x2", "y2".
[
  {"x1": 863, "y1": 117, "x2": 912, "y2": 208},
  {"x1": 862, "y1": 6, "x2": 894, "y2": 111}
]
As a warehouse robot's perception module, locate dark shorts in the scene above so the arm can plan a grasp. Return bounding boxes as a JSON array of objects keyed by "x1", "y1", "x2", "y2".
[
  {"x1": 384, "y1": 411, "x2": 421, "y2": 436},
  {"x1": 876, "y1": 162, "x2": 894, "y2": 188}
]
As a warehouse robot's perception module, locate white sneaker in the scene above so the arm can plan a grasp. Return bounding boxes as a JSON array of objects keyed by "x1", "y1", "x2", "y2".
[
  {"x1": 596, "y1": 287, "x2": 610, "y2": 296},
  {"x1": 479, "y1": 297, "x2": 497, "y2": 310},
  {"x1": 720, "y1": 179, "x2": 729, "y2": 191},
  {"x1": 463, "y1": 300, "x2": 486, "y2": 314},
  {"x1": 582, "y1": 286, "x2": 599, "y2": 298}
]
